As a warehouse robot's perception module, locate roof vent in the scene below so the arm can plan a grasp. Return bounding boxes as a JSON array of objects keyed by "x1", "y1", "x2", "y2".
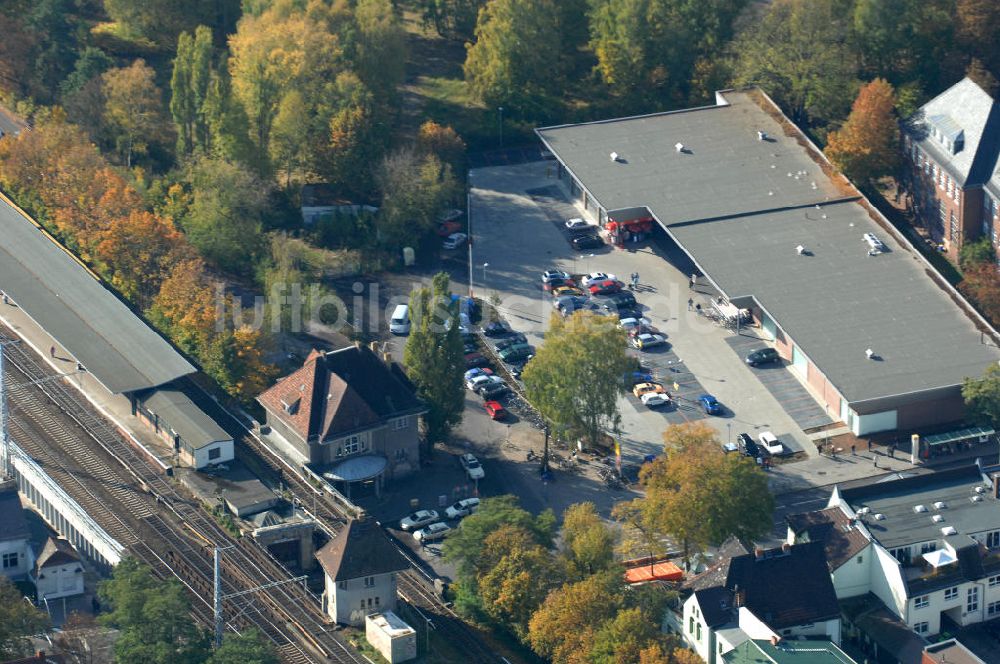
[
  {"x1": 932, "y1": 514, "x2": 945, "y2": 523},
  {"x1": 913, "y1": 504, "x2": 928, "y2": 513},
  {"x1": 675, "y1": 142, "x2": 684, "y2": 153},
  {"x1": 971, "y1": 495, "x2": 983, "y2": 503},
  {"x1": 796, "y1": 245, "x2": 805, "y2": 254},
  {"x1": 941, "y1": 526, "x2": 957, "y2": 536},
  {"x1": 975, "y1": 486, "x2": 987, "y2": 494},
  {"x1": 933, "y1": 501, "x2": 947, "y2": 510},
  {"x1": 873, "y1": 513, "x2": 885, "y2": 520},
  {"x1": 610, "y1": 151, "x2": 619, "y2": 162},
  {"x1": 757, "y1": 130, "x2": 767, "y2": 141},
  {"x1": 856, "y1": 506, "x2": 870, "y2": 516},
  {"x1": 866, "y1": 348, "x2": 875, "y2": 360}
]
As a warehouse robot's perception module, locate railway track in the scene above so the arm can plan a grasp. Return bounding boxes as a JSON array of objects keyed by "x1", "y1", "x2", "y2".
[{"x1": 2, "y1": 338, "x2": 365, "y2": 664}]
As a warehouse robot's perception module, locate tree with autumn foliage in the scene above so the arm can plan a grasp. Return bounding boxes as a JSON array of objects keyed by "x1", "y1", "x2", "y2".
[
  {"x1": 825, "y1": 78, "x2": 901, "y2": 186},
  {"x1": 416, "y1": 120, "x2": 466, "y2": 175},
  {"x1": 960, "y1": 263, "x2": 1000, "y2": 327},
  {"x1": 202, "y1": 326, "x2": 278, "y2": 400},
  {"x1": 101, "y1": 60, "x2": 169, "y2": 168}
]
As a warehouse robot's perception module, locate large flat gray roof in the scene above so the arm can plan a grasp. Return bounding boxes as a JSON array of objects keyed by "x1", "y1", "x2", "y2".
[
  {"x1": 140, "y1": 387, "x2": 231, "y2": 450},
  {"x1": 0, "y1": 197, "x2": 196, "y2": 393},
  {"x1": 538, "y1": 91, "x2": 1000, "y2": 404}
]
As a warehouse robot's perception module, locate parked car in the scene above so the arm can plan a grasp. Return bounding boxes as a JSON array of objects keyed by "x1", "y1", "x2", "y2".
[
  {"x1": 464, "y1": 352, "x2": 489, "y2": 368},
  {"x1": 589, "y1": 280, "x2": 622, "y2": 295},
  {"x1": 400, "y1": 509, "x2": 440, "y2": 531},
  {"x1": 572, "y1": 234, "x2": 604, "y2": 250},
  {"x1": 632, "y1": 382, "x2": 665, "y2": 398},
  {"x1": 495, "y1": 334, "x2": 528, "y2": 351},
  {"x1": 483, "y1": 321, "x2": 510, "y2": 337},
  {"x1": 758, "y1": 431, "x2": 784, "y2": 455},
  {"x1": 746, "y1": 347, "x2": 780, "y2": 367},
  {"x1": 414, "y1": 522, "x2": 451, "y2": 543},
  {"x1": 699, "y1": 394, "x2": 722, "y2": 415},
  {"x1": 565, "y1": 218, "x2": 590, "y2": 231},
  {"x1": 553, "y1": 295, "x2": 591, "y2": 313},
  {"x1": 737, "y1": 432, "x2": 761, "y2": 459},
  {"x1": 436, "y1": 220, "x2": 463, "y2": 237},
  {"x1": 468, "y1": 374, "x2": 503, "y2": 391},
  {"x1": 582, "y1": 272, "x2": 617, "y2": 287},
  {"x1": 542, "y1": 276, "x2": 576, "y2": 292},
  {"x1": 542, "y1": 269, "x2": 571, "y2": 284},
  {"x1": 641, "y1": 392, "x2": 672, "y2": 408},
  {"x1": 464, "y1": 367, "x2": 493, "y2": 382},
  {"x1": 552, "y1": 285, "x2": 585, "y2": 298},
  {"x1": 445, "y1": 497, "x2": 481, "y2": 520},
  {"x1": 479, "y1": 381, "x2": 509, "y2": 399},
  {"x1": 498, "y1": 343, "x2": 533, "y2": 362},
  {"x1": 624, "y1": 369, "x2": 654, "y2": 385},
  {"x1": 442, "y1": 232, "x2": 468, "y2": 250},
  {"x1": 460, "y1": 453, "x2": 486, "y2": 479},
  {"x1": 632, "y1": 333, "x2": 667, "y2": 350},
  {"x1": 618, "y1": 317, "x2": 651, "y2": 330},
  {"x1": 463, "y1": 340, "x2": 479, "y2": 354},
  {"x1": 484, "y1": 400, "x2": 508, "y2": 420}
]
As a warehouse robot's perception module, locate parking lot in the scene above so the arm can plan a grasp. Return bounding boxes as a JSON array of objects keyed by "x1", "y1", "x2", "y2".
[{"x1": 469, "y1": 161, "x2": 821, "y2": 466}]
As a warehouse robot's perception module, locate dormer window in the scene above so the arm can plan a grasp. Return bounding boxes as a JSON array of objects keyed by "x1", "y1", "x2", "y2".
[{"x1": 281, "y1": 397, "x2": 301, "y2": 415}]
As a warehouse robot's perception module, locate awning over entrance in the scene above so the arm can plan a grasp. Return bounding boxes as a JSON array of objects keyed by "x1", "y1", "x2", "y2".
[
  {"x1": 323, "y1": 455, "x2": 388, "y2": 482},
  {"x1": 923, "y1": 427, "x2": 995, "y2": 448}
]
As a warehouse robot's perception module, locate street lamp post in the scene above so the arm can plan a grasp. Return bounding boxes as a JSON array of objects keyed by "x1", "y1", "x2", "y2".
[
  {"x1": 482, "y1": 262, "x2": 489, "y2": 285},
  {"x1": 498, "y1": 107, "x2": 504, "y2": 148}
]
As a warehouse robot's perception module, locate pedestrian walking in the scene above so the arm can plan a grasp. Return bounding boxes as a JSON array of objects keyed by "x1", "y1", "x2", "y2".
[
  {"x1": 689, "y1": 273, "x2": 696, "y2": 289},
  {"x1": 687, "y1": 298, "x2": 694, "y2": 311},
  {"x1": 695, "y1": 303, "x2": 702, "y2": 316},
  {"x1": 873, "y1": 456, "x2": 878, "y2": 468},
  {"x1": 634, "y1": 272, "x2": 640, "y2": 288},
  {"x1": 867, "y1": 439, "x2": 872, "y2": 452},
  {"x1": 49, "y1": 345, "x2": 55, "y2": 358},
  {"x1": 851, "y1": 444, "x2": 856, "y2": 456},
  {"x1": 889, "y1": 444, "x2": 895, "y2": 459}
]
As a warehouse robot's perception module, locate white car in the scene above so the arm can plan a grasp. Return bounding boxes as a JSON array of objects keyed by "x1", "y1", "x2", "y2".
[
  {"x1": 641, "y1": 392, "x2": 671, "y2": 408},
  {"x1": 758, "y1": 431, "x2": 784, "y2": 455},
  {"x1": 466, "y1": 374, "x2": 500, "y2": 391},
  {"x1": 632, "y1": 333, "x2": 667, "y2": 350},
  {"x1": 542, "y1": 269, "x2": 571, "y2": 283},
  {"x1": 460, "y1": 453, "x2": 485, "y2": 480},
  {"x1": 618, "y1": 316, "x2": 651, "y2": 330},
  {"x1": 442, "y1": 232, "x2": 468, "y2": 250},
  {"x1": 414, "y1": 522, "x2": 452, "y2": 543},
  {"x1": 565, "y1": 218, "x2": 589, "y2": 231},
  {"x1": 445, "y1": 497, "x2": 481, "y2": 520},
  {"x1": 400, "y1": 509, "x2": 440, "y2": 531},
  {"x1": 582, "y1": 272, "x2": 617, "y2": 287}
]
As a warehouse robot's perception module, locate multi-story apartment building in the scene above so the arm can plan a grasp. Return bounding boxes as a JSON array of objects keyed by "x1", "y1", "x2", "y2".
[{"x1": 901, "y1": 77, "x2": 1000, "y2": 262}]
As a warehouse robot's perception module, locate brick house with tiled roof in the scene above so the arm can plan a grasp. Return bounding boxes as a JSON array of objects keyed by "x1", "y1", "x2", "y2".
[{"x1": 257, "y1": 344, "x2": 426, "y2": 493}]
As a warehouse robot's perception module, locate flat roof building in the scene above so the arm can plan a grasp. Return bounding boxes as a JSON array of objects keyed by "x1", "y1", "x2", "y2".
[{"x1": 537, "y1": 89, "x2": 1000, "y2": 435}]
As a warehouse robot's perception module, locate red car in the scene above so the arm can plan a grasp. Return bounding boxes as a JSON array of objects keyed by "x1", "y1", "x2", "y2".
[
  {"x1": 589, "y1": 279, "x2": 623, "y2": 295},
  {"x1": 436, "y1": 220, "x2": 463, "y2": 237},
  {"x1": 465, "y1": 352, "x2": 489, "y2": 368},
  {"x1": 484, "y1": 400, "x2": 507, "y2": 420},
  {"x1": 542, "y1": 277, "x2": 576, "y2": 292}
]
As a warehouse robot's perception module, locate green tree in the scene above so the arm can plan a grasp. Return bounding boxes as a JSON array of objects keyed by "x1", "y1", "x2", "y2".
[
  {"x1": 170, "y1": 26, "x2": 214, "y2": 156},
  {"x1": 561, "y1": 502, "x2": 615, "y2": 578},
  {"x1": 443, "y1": 495, "x2": 556, "y2": 581},
  {"x1": 825, "y1": 78, "x2": 901, "y2": 185},
  {"x1": 403, "y1": 272, "x2": 465, "y2": 444},
  {"x1": 0, "y1": 577, "x2": 49, "y2": 658},
  {"x1": 615, "y1": 422, "x2": 773, "y2": 566},
  {"x1": 206, "y1": 629, "x2": 279, "y2": 664},
  {"x1": 102, "y1": 0, "x2": 238, "y2": 45},
  {"x1": 269, "y1": 90, "x2": 310, "y2": 187},
  {"x1": 522, "y1": 310, "x2": 632, "y2": 448},
  {"x1": 354, "y1": 0, "x2": 407, "y2": 98},
  {"x1": 202, "y1": 67, "x2": 256, "y2": 166},
  {"x1": 98, "y1": 558, "x2": 210, "y2": 664},
  {"x1": 377, "y1": 149, "x2": 457, "y2": 249},
  {"x1": 102, "y1": 59, "x2": 168, "y2": 167},
  {"x1": 180, "y1": 155, "x2": 270, "y2": 275},
  {"x1": 963, "y1": 363, "x2": 1000, "y2": 429},
  {"x1": 416, "y1": 0, "x2": 486, "y2": 39},
  {"x1": 59, "y1": 46, "x2": 113, "y2": 98},
  {"x1": 731, "y1": 0, "x2": 857, "y2": 126},
  {"x1": 527, "y1": 571, "x2": 625, "y2": 663},
  {"x1": 960, "y1": 237, "x2": 996, "y2": 270},
  {"x1": 589, "y1": 607, "x2": 668, "y2": 664},
  {"x1": 463, "y1": 0, "x2": 564, "y2": 118}
]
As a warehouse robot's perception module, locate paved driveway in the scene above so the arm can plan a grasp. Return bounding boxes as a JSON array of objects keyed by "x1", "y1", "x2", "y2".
[{"x1": 470, "y1": 162, "x2": 818, "y2": 465}]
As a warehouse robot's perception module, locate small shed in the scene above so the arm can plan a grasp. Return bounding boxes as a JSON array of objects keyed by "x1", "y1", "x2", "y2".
[{"x1": 365, "y1": 611, "x2": 417, "y2": 663}]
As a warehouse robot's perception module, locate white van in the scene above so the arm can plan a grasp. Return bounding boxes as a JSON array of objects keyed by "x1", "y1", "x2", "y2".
[{"x1": 390, "y1": 304, "x2": 410, "y2": 335}]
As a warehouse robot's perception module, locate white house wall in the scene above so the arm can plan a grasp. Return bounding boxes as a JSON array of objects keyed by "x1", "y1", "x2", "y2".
[
  {"x1": 192, "y1": 439, "x2": 234, "y2": 469},
  {"x1": 871, "y1": 545, "x2": 908, "y2": 618},
  {"x1": 831, "y1": 544, "x2": 873, "y2": 599},
  {"x1": 852, "y1": 409, "x2": 898, "y2": 436},
  {"x1": 681, "y1": 594, "x2": 717, "y2": 664}
]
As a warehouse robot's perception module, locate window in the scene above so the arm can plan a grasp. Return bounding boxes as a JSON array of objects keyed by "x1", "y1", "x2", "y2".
[
  {"x1": 857, "y1": 555, "x2": 864, "y2": 564},
  {"x1": 915, "y1": 595, "x2": 930, "y2": 609},
  {"x1": 364, "y1": 576, "x2": 376, "y2": 588},
  {"x1": 338, "y1": 581, "x2": 347, "y2": 590},
  {"x1": 394, "y1": 448, "x2": 407, "y2": 460},
  {"x1": 914, "y1": 621, "x2": 929, "y2": 635},
  {"x1": 393, "y1": 417, "x2": 408, "y2": 430},
  {"x1": 689, "y1": 617, "x2": 695, "y2": 634},
  {"x1": 921, "y1": 542, "x2": 937, "y2": 554},
  {"x1": 339, "y1": 434, "x2": 368, "y2": 456},
  {"x1": 990, "y1": 601, "x2": 1000, "y2": 617},
  {"x1": 987, "y1": 530, "x2": 1000, "y2": 548},
  {"x1": 969, "y1": 587, "x2": 980, "y2": 613},
  {"x1": 375, "y1": 596, "x2": 380, "y2": 606},
  {"x1": 950, "y1": 209, "x2": 959, "y2": 242},
  {"x1": 989, "y1": 575, "x2": 1000, "y2": 587},
  {"x1": 891, "y1": 547, "x2": 912, "y2": 565},
  {"x1": 945, "y1": 587, "x2": 959, "y2": 601},
  {"x1": 208, "y1": 447, "x2": 221, "y2": 460},
  {"x1": 1, "y1": 552, "x2": 18, "y2": 569},
  {"x1": 696, "y1": 623, "x2": 702, "y2": 642}
]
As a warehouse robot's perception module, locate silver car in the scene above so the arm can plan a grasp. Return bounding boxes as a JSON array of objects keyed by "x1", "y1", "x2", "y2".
[
  {"x1": 414, "y1": 522, "x2": 452, "y2": 543},
  {"x1": 400, "y1": 509, "x2": 440, "y2": 531}
]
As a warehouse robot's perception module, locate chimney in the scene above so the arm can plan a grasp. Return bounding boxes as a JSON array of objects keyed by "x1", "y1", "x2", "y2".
[
  {"x1": 733, "y1": 584, "x2": 744, "y2": 608},
  {"x1": 354, "y1": 340, "x2": 362, "y2": 350},
  {"x1": 382, "y1": 352, "x2": 392, "y2": 364},
  {"x1": 770, "y1": 635, "x2": 780, "y2": 647},
  {"x1": 757, "y1": 130, "x2": 767, "y2": 141},
  {"x1": 781, "y1": 542, "x2": 791, "y2": 554},
  {"x1": 754, "y1": 546, "x2": 765, "y2": 560},
  {"x1": 369, "y1": 341, "x2": 378, "y2": 353}
]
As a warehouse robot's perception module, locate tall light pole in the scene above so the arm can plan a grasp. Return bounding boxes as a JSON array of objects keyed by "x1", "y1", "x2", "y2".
[
  {"x1": 498, "y1": 107, "x2": 504, "y2": 148},
  {"x1": 482, "y1": 262, "x2": 489, "y2": 286},
  {"x1": 467, "y1": 178, "x2": 474, "y2": 298}
]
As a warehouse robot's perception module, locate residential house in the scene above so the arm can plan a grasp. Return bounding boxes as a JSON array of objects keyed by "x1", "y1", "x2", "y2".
[
  {"x1": 788, "y1": 464, "x2": 1000, "y2": 643},
  {"x1": 901, "y1": 77, "x2": 1000, "y2": 261},
  {"x1": 34, "y1": 537, "x2": 83, "y2": 601},
  {"x1": 722, "y1": 637, "x2": 857, "y2": 664},
  {"x1": 258, "y1": 344, "x2": 426, "y2": 497},
  {"x1": 922, "y1": 638, "x2": 986, "y2": 664},
  {"x1": 317, "y1": 518, "x2": 410, "y2": 626},
  {"x1": 678, "y1": 540, "x2": 841, "y2": 664},
  {"x1": 0, "y1": 479, "x2": 32, "y2": 579}
]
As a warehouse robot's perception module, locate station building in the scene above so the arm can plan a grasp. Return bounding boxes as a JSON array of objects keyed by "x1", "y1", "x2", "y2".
[{"x1": 537, "y1": 89, "x2": 1000, "y2": 435}]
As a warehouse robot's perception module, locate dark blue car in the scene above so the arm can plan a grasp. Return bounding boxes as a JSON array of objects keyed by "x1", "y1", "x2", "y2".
[{"x1": 699, "y1": 394, "x2": 722, "y2": 415}]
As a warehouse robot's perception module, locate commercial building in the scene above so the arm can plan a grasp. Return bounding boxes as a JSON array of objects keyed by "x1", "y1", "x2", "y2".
[
  {"x1": 537, "y1": 88, "x2": 1000, "y2": 435},
  {"x1": 258, "y1": 344, "x2": 425, "y2": 497},
  {"x1": 900, "y1": 77, "x2": 1000, "y2": 262}
]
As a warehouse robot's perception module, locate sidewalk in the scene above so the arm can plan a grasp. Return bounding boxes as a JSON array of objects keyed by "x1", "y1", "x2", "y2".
[{"x1": 0, "y1": 298, "x2": 178, "y2": 468}]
